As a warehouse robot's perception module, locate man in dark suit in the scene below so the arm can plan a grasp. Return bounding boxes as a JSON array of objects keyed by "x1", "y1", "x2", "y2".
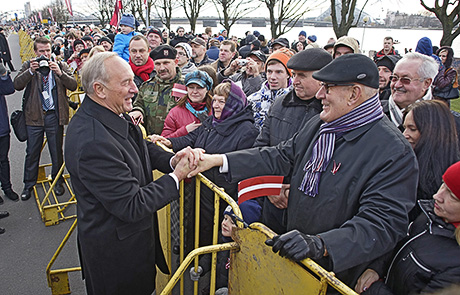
[
  {"x1": 14, "y1": 37, "x2": 77, "y2": 200},
  {"x1": 65, "y1": 52, "x2": 197, "y2": 295}
]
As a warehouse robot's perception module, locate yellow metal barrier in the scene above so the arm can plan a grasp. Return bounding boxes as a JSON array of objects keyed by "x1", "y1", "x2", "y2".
[{"x1": 18, "y1": 30, "x2": 35, "y2": 63}]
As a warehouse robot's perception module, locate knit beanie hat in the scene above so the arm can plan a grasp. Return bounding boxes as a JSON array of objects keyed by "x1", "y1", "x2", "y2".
[
  {"x1": 175, "y1": 42, "x2": 192, "y2": 58},
  {"x1": 442, "y1": 161, "x2": 460, "y2": 199},
  {"x1": 265, "y1": 47, "x2": 294, "y2": 76},
  {"x1": 119, "y1": 13, "x2": 136, "y2": 29},
  {"x1": 223, "y1": 199, "x2": 262, "y2": 226}
]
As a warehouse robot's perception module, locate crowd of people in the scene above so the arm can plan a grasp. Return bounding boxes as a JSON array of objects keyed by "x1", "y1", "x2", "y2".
[{"x1": 1, "y1": 12, "x2": 460, "y2": 294}]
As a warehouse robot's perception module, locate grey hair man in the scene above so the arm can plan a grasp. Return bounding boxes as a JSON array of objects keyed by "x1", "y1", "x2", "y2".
[
  {"x1": 385, "y1": 52, "x2": 438, "y2": 129},
  {"x1": 65, "y1": 52, "x2": 198, "y2": 295}
]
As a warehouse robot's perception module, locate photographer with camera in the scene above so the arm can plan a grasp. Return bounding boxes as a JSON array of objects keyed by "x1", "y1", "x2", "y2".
[
  {"x1": 13, "y1": 37, "x2": 77, "y2": 201},
  {"x1": 218, "y1": 50, "x2": 267, "y2": 97}
]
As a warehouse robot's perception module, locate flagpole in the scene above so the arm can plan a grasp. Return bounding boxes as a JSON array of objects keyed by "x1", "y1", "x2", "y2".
[{"x1": 146, "y1": 3, "x2": 149, "y2": 27}]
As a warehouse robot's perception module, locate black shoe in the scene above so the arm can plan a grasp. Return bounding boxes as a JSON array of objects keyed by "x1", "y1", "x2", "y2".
[
  {"x1": 21, "y1": 188, "x2": 32, "y2": 201},
  {"x1": 0, "y1": 227, "x2": 5, "y2": 234},
  {"x1": 54, "y1": 183, "x2": 65, "y2": 196},
  {"x1": 4, "y1": 189, "x2": 19, "y2": 202},
  {"x1": 0, "y1": 195, "x2": 3, "y2": 205},
  {"x1": 0, "y1": 211, "x2": 9, "y2": 219}
]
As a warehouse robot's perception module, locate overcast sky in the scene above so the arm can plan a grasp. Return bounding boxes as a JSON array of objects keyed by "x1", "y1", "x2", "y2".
[{"x1": 0, "y1": 0, "x2": 433, "y2": 20}]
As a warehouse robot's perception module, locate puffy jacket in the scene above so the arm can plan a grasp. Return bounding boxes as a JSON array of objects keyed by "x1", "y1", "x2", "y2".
[
  {"x1": 113, "y1": 31, "x2": 140, "y2": 62},
  {"x1": 365, "y1": 200, "x2": 460, "y2": 295}
]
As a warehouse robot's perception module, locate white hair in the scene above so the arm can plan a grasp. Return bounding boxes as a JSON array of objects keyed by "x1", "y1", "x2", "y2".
[
  {"x1": 398, "y1": 52, "x2": 439, "y2": 81},
  {"x1": 81, "y1": 52, "x2": 118, "y2": 95}
]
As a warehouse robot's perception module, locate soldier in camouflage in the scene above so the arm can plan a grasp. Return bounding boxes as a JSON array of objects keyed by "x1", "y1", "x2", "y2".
[{"x1": 130, "y1": 45, "x2": 185, "y2": 135}]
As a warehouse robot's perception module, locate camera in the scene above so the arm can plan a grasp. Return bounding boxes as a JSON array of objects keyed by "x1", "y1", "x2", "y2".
[
  {"x1": 35, "y1": 55, "x2": 50, "y2": 76},
  {"x1": 238, "y1": 59, "x2": 248, "y2": 66}
]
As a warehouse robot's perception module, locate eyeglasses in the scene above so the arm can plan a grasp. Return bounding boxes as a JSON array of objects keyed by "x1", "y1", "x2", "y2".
[
  {"x1": 389, "y1": 75, "x2": 425, "y2": 85},
  {"x1": 320, "y1": 82, "x2": 355, "y2": 94}
]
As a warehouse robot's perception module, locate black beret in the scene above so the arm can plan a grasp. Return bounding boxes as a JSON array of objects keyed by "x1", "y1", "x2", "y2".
[
  {"x1": 287, "y1": 48, "x2": 332, "y2": 71},
  {"x1": 150, "y1": 44, "x2": 177, "y2": 60},
  {"x1": 375, "y1": 55, "x2": 401, "y2": 72},
  {"x1": 312, "y1": 54, "x2": 379, "y2": 89}
]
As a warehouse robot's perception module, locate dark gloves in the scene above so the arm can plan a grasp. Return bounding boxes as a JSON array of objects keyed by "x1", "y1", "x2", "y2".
[
  {"x1": 265, "y1": 229, "x2": 325, "y2": 261},
  {"x1": 363, "y1": 281, "x2": 393, "y2": 295}
]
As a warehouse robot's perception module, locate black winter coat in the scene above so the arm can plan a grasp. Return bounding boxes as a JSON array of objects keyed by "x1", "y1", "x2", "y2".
[
  {"x1": 170, "y1": 106, "x2": 259, "y2": 246},
  {"x1": 224, "y1": 114, "x2": 418, "y2": 287},
  {"x1": 0, "y1": 32, "x2": 12, "y2": 61},
  {"x1": 365, "y1": 200, "x2": 460, "y2": 295},
  {"x1": 253, "y1": 90, "x2": 322, "y2": 234}
]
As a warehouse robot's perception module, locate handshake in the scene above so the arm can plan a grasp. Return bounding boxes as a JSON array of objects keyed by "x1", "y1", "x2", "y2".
[{"x1": 170, "y1": 146, "x2": 224, "y2": 181}]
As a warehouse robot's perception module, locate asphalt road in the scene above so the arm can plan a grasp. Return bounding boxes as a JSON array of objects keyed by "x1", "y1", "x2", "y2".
[{"x1": 0, "y1": 33, "x2": 86, "y2": 295}]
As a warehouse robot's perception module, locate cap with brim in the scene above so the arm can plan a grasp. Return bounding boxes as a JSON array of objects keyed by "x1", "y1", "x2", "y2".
[
  {"x1": 248, "y1": 50, "x2": 267, "y2": 63},
  {"x1": 190, "y1": 37, "x2": 206, "y2": 47},
  {"x1": 287, "y1": 48, "x2": 332, "y2": 71},
  {"x1": 271, "y1": 38, "x2": 289, "y2": 48},
  {"x1": 185, "y1": 70, "x2": 213, "y2": 91},
  {"x1": 312, "y1": 54, "x2": 379, "y2": 89}
]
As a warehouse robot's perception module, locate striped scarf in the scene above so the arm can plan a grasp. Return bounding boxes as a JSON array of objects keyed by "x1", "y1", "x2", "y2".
[{"x1": 299, "y1": 93, "x2": 383, "y2": 197}]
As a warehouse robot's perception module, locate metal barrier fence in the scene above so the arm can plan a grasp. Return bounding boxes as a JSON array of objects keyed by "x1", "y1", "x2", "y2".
[{"x1": 18, "y1": 29, "x2": 35, "y2": 63}]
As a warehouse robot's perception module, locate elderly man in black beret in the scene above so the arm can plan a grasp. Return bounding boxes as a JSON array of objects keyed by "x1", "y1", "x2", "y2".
[
  {"x1": 188, "y1": 54, "x2": 418, "y2": 288},
  {"x1": 130, "y1": 44, "x2": 185, "y2": 135},
  {"x1": 253, "y1": 48, "x2": 332, "y2": 234}
]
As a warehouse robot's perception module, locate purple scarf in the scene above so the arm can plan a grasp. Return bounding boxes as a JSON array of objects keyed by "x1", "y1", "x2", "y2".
[
  {"x1": 212, "y1": 80, "x2": 247, "y2": 126},
  {"x1": 299, "y1": 93, "x2": 383, "y2": 196}
]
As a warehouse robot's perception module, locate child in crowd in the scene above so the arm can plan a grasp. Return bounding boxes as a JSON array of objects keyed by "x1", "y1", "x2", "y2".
[
  {"x1": 190, "y1": 200, "x2": 262, "y2": 295},
  {"x1": 113, "y1": 14, "x2": 140, "y2": 62}
]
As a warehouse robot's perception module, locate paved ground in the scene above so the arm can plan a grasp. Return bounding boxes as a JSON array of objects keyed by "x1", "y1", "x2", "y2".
[{"x1": 0, "y1": 33, "x2": 86, "y2": 295}]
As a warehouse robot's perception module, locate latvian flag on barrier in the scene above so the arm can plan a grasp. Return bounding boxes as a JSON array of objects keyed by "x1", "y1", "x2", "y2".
[{"x1": 238, "y1": 176, "x2": 284, "y2": 205}]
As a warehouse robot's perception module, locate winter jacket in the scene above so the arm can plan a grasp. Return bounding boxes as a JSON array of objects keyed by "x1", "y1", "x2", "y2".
[
  {"x1": 217, "y1": 69, "x2": 265, "y2": 97},
  {"x1": 13, "y1": 60, "x2": 77, "y2": 126},
  {"x1": 161, "y1": 103, "x2": 210, "y2": 138},
  {"x1": 0, "y1": 74, "x2": 14, "y2": 137},
  {"x1": 364, "y1": 200, "x2": 460, "y2": 295},
  {"x1": 192, "y1": 54, "x2": 215, "y2": 67},
  {"x1": 169, "y1": 105, "x2": 259, "y2": 246},
  {"x1": 132, "y1": 68, "x2": 184, "y2": 135},
  {"x1": 113, "y1": 31, "x2": 140, "y2": 62},
  {"x1": 0, "y1": 32, "x2": 12, "y2": 61},
  {"x1": 248, "y1": 80, "x2": 293, "y2": 130}
]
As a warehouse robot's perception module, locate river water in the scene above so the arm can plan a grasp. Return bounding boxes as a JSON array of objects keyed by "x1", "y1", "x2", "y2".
[{"x1": 173, "y1": 23, "x2": 458, "y2": 57}]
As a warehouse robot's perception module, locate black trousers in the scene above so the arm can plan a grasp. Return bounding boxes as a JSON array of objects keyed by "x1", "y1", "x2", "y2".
[
  {"x1": 0, "y1": 134, "x2": 12, "y2": 192},
  {"x1": 23, "y1": 111, "x2": 63, "y2": 190}
]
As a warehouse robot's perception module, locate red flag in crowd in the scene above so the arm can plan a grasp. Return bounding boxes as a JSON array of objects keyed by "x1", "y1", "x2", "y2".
[
  {"x1": 237, "y1": 176, "x2": 284, "y2": 204},
  {"x1": 65, "y1": 0, "x2": 73, "y2": 16},
  {"x1": 48, "y1": 8, "x2": 55, "y2": 22},
  {"x1": 33, "y1": 15, "x2": 37, "y2": 23},
  {"x1": 38, "y1": 12, "x2": 43, "y2": 22},
  {"x1": 110, "y1": 0, "x2": 123, "y2": 27}
]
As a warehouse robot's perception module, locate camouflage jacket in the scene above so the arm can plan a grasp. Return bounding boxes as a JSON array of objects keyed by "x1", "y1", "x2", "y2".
[{"x1": 133, "y1": 67, "x2": 184, "y2": 135}]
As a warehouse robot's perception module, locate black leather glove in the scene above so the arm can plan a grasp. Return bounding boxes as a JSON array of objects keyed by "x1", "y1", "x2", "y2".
[{"x1": 265, "y1": 229, "x2": 325, "y2": 261}]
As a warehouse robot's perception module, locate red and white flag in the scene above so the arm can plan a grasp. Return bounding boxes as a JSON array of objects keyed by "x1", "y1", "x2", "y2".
[
  {"x1": 172, "y1": 83, "x2": 187, "y2": 100},
  {"x1": 238, "y1": 176, "x2": 284, "y2": 204},
  {"x1": 48, "y1": 8, "x2": 55, "y2": 22},
  {"x1": 65, "y1": 0, "x2": 73, "y2": 16},
  {"x1": 38, "y1": 12, "x2": 43, "y2": 22},
  {"x1": 109, "y1": 0, "x2": 123, "y2": 27}
]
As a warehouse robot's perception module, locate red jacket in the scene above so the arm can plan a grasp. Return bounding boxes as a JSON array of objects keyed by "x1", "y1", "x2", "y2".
[{"x1": 161, "y1": 105, "x2": 202, "y2": 138}]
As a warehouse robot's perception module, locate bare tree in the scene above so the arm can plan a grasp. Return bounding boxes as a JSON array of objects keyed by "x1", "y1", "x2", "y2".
[
  {"x1": 260, "y1": 0, "x2": 310, "y2": 39},
  {"x1": 153, "y1": 0, "x2": 180, "y2": 30},
  {"x1": 212, "y1": 0, "x2": 259, "y2": 36},
  {"x1": 180, "y1": 0, "x2": 207, "y2": 33},
  {"x1": 420, "y1": 0, "x2": 460, "y2": 46},
  {"x1": 85, "y1": 0, "x2": 115, "y2": 27},
  {"x1": 330, "y1": 0, "x2": 370, "y2": 38}
]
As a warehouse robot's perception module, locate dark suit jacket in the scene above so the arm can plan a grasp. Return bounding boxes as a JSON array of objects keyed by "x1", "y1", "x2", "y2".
[{"x1": 65, "y1": 96, "x2": 179, "y2": 295}]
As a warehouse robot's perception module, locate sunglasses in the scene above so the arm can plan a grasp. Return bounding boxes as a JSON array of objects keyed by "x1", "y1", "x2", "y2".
[{"x1": 389, "y1": 75, "x2": 425, "y2": 85}]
